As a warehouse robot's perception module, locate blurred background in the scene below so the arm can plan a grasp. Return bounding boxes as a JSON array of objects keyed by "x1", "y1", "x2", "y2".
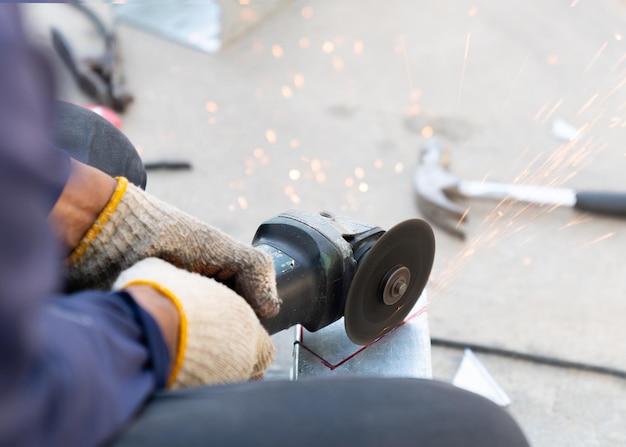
[{"x1": 20, "y1": 1, "x2": 626, "y2": 445}]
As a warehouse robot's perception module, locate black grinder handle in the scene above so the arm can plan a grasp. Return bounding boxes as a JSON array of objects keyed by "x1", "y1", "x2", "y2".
[
  {"x1": 575, "y1": 191, "x2": 626, "y2": 216},
  {"x1": 252, "y1": 218, "x2": 353, "y2": 335}
]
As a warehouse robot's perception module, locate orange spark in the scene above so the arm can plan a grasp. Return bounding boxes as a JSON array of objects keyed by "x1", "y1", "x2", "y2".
[
  {"x1": 581, "y1": 232, "x2": 615, "y2": 247},
  {"x1": 353, "y1": 40, "x2": 364, "y2": 55},
  {"x1": 541, "y1": 99, "x2": 563, "y2": 124},
  {"x1": 457, "y1": 32, "x2": 471, "y2": 111},
  {"x1": 265, "y1": 129, "x2": 277, "y2": 144},
  {"x1": 584, "y1": 41, "x2": 608, "y2": 73},
  {"x1": 504, "y1": 51, "x2": 530, "y2": 106},
  {"x1": 281, "y1": 86, "x2": 293, "y2": 98},
  {"x1": 301, "y1": 6, "x2": 313, "y2": 19},
  {"x1": 577, "y1": 93, "x2": 599, "y2": 116},
  {"x1": 559, "y1": 215, "x2": 593, "y2": 230},
  {"x1": 456, "y1": 207, "x2": 471, "y2": 228},
  {"x1": 322, "y1": 41, "x2": 334, "y2": 53},
  {"x1": 271, "y1": 45, "x2": 284, "y2": 58}
]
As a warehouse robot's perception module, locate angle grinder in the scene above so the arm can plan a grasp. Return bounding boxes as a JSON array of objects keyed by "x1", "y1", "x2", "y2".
[{"x1": 252, "y1": 210, "x2": 436, "y2": 345}]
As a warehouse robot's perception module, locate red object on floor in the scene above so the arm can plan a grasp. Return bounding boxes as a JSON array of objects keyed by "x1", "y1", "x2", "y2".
[{"x1": 84, "y1": 104, "x2": 123, "y2": 129}]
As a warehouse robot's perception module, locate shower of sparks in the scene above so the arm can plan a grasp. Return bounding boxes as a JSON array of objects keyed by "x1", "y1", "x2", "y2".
[
  {"x1": 205, "y1": 101, "x2": 218, "y2": 113},
  {"x1": 394, "y1": 162, "x2": 404, "y2": 173},
  {"x1": 358, "y1": 183, "x2": 369, "y2": 192},
  {"x1": 457, "y1": 32, "x2": 471, "y2": 112},
  {"x1": 428, "y1": 132, "x2": 608, "y2": 299},
  {"x1": 354, "y1": 166, "x2": 365, "y2": 179},
  {"x1": 290, "y1": 139, "x2": 300, "y2": 148},
  {"x1": 429, "y1": 138, "x2": 606, "y2": 299},
  {"x1": 322, "y1": 41, "x2": 335, "y2": 53},
  {"x1": 374, "y1": 159, "x2": 384, "y2": 169},
  {"x1": 467, "y1": 5, "x2": 478, "y2": 17},
  {"x1": 419, "y1": 7, "x2": 625, "y2": 304},
  {"x1": 289, "y1": 169, "x2": 300, "y2": 180},
  {"x1": 584, "y1": 41, "x2": 608, "y2": 73}
]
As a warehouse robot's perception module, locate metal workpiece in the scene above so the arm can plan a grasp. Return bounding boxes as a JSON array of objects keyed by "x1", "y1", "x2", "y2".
[{"x1": 295, "y1": 302, "x2": 432, "y2": 379}]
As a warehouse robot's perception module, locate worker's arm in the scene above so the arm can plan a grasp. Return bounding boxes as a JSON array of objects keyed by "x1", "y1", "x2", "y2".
[
  {"x1": 0, "y1": 7, "x2": 174, "y2": 445},
  {"x1": 2, "y1": 6, "x2": 274, "y2": 446}
]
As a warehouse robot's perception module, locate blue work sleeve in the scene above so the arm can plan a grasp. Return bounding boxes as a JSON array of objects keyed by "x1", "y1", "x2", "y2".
[
  {"x1": 3, "y1": 291, "x2": 170, "y2": 447},
  {"x1": 0, "y1": 5, "x2": 172, "y2": 446}
]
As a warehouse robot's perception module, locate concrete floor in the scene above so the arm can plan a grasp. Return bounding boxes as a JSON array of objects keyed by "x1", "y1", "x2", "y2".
[{"x1": 23, "y1": 1, "x2": 626, "y2": 445}]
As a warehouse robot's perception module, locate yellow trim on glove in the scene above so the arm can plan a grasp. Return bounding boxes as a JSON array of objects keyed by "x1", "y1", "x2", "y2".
[
  {"x1": 67, "y1": 177, "x2": 129, "y2": 265},
  {"x1": 122, "y1": 279, "x2": 188, "y2": 388}
]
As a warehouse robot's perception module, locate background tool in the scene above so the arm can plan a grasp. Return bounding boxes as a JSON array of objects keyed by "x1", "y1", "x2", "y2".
[
  {"x1": 415, "y1": 137, "x2": 626, "y2": 239},
  {"x1": 253, "y1": 210, "x2": 435, "y2": 345},
  {"x1": 51, "y1": 4, "x2": 133, "y2": 113}
]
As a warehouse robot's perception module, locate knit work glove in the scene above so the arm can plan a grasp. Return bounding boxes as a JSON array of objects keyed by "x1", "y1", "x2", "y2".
[
  {"x1": 67, "y1": 177, "x2": 280, "y2": 318},
  {"x1": 113, "y1": 257, "x2": 275, "y2": 388}
]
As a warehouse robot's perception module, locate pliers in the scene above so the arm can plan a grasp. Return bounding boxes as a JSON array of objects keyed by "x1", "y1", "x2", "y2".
[{"x1": 51, "y1": 4, "x2": 133, "y2": 113}]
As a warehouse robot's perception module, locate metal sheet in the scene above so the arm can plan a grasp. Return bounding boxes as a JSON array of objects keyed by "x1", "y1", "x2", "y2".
[
  {"x1": 113, "y1": 2, "x2": 221, "y2": 53},
  {"x1": 265, "y1": 298, "x2": 432, "y2": 380}
]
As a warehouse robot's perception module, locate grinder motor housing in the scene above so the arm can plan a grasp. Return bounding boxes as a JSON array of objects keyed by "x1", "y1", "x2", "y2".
[{"x1": 252, "y1": 210, "x2": 435, "y2": 345}]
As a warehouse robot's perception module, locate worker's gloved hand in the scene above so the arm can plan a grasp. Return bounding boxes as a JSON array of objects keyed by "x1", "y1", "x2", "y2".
[
  {"x1": 67, "y1": 177, "x2": 280, "y2": 318},
  {"x1": 113, "y1": 257, "x2": 275, "y2": 388}
]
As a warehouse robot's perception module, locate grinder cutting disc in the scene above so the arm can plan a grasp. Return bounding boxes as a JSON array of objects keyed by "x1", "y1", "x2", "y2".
[{"x1": 344, "y1": 219, "x2": 435, "y2": 345}]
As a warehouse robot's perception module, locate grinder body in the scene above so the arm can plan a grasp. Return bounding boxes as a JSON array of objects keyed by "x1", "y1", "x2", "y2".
[{"x1": 252, "y1": 211, "x2": 384, "y2": 336}]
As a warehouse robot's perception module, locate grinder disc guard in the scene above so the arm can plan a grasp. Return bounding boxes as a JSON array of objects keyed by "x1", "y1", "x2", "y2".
[{"x1": 344, "y1": 219, "x2": 435, "y2": 345}]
